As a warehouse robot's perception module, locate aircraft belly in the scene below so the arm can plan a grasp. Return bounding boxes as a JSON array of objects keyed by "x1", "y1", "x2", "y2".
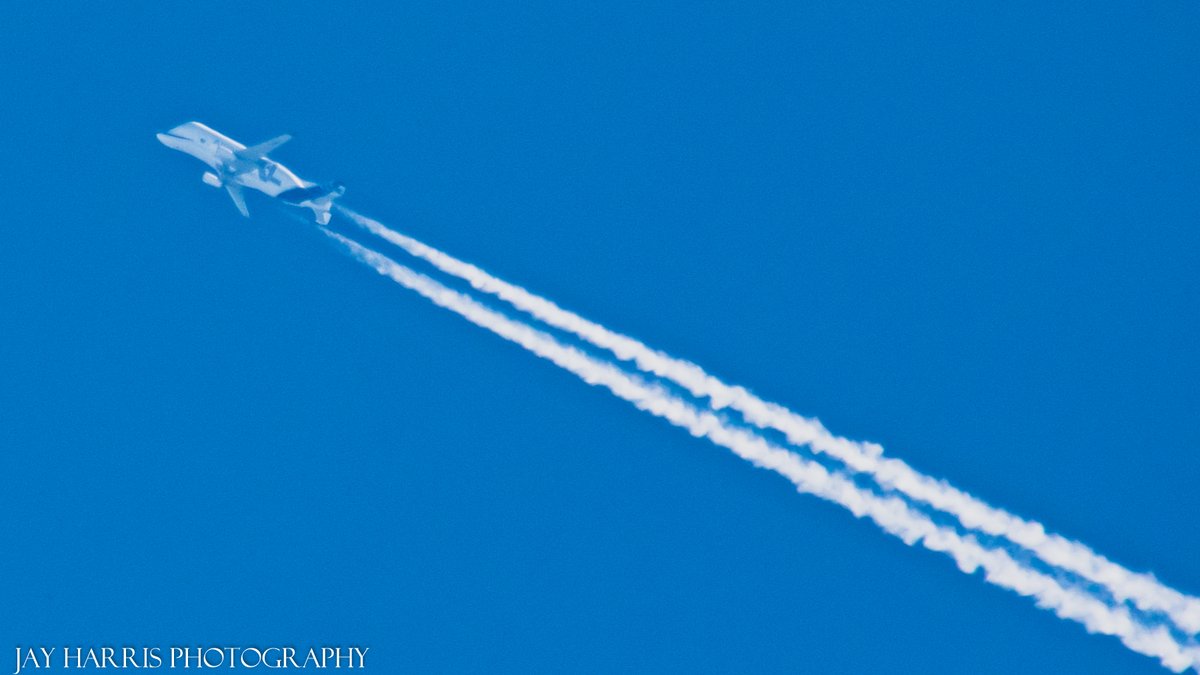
[
  {"x1": 237, "y1": 169, "x2": 305, "y2": 198},
  {"x1": 175, "y1": 143, "x2": 221, "y2": 169}
]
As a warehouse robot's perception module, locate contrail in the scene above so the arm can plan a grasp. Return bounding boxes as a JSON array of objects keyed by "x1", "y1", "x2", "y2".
[
  {"x1": 322, "y1": 228, "x2": 1200, "y2": 672},
  {"x1": 337, "y1": 205, "x2": 1200, "y2": 637}
]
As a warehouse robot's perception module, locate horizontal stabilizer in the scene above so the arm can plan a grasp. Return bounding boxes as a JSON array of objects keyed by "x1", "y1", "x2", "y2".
[
  {"x1": 236, "y1": 134, "x2": 291, "y2": 160},
  {"x1": 225, "y1": 183, "x2": 250, "y2": 217}
]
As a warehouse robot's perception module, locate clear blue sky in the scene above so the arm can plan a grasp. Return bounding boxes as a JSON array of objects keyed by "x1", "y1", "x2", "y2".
[{"x1": 2, "y1": 3, "x2": 1197, "y2": 673}]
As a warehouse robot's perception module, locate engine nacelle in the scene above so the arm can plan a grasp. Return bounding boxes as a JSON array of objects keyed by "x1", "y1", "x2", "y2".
[{"x1": 201, "y1": 171, "x2": 222, "y2": 188}]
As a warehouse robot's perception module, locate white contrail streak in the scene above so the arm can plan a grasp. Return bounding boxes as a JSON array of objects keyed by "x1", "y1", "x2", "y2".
[
  {"x1": 338, "y1": 206, "x2": 1200, "y2": 637},
  {"x1": 322, "y1": 228, "x2": 1200, "y2": 672}
]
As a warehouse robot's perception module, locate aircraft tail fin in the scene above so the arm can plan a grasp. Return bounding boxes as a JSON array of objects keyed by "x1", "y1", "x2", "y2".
[
  {"x1": 236, "y1": 134, "x2": 291, "y2": 160},
  {"x1": 310, "y1": 183, "x2": 345, "y2": 225},
  {"x1": 225, "y1": 183, "x2": 250, "y2": 217}
]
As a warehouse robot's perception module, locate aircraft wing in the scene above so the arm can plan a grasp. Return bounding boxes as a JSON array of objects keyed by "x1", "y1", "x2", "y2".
[
  {"x1": 236, "y1": 134, "x2": 292, "y2": 161},
  {"x1": 224, "y1": 183, "x2": 250, "y2": 217}
]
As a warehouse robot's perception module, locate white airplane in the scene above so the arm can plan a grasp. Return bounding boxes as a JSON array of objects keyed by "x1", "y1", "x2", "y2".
[{"x1": 156, "y1": 121, "x2": 345, "y2": 225}]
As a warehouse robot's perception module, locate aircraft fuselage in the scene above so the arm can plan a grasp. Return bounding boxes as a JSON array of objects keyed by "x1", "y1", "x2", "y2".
[{"x1": 156, "y1": 121, "x2": 343, "y2": 224}]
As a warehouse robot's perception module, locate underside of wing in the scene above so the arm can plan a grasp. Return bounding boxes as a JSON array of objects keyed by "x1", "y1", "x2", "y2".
[{"x1": 225, "y1": 183, "x2": 250, "y2": 217}]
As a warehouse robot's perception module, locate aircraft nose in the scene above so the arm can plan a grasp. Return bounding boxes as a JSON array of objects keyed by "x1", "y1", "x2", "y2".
[{"x1": 156, "y1": 132, "x2": 187, "y2": 150}]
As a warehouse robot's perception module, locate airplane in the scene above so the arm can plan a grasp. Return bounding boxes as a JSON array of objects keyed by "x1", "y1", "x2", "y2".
[{"x1": 156, "y1": 121, "x2": 345, "y2": 225}]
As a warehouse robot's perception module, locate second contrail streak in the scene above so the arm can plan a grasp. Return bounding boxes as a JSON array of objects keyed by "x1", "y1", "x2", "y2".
[
  {"x1": 337, "y1": 205, "x2": 1200, "y2": 638},
  {"x1": 321, "y1": 227, "x2": 1199, "y2": 672}
]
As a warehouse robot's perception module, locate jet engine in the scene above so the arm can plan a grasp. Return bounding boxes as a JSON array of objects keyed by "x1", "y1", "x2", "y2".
[{"x1": 201, "y1": 171, "x2": 223, "y2": 188}]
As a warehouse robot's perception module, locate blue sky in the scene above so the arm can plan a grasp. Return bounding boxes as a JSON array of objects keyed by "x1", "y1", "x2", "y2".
[{"x1": 2, "y1": 3, "x2": 1198, "y2": 672}]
